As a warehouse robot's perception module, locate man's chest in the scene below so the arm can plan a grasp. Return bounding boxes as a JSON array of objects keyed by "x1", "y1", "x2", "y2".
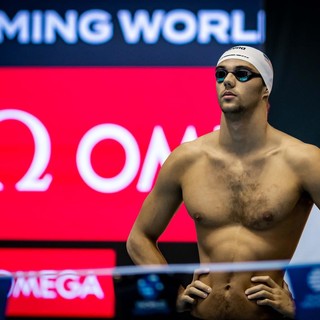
[{"x1": 181, "y1": 156, "x2": 302, "y2": 229}]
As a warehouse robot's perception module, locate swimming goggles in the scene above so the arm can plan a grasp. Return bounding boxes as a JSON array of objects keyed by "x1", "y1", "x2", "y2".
[{"x1": 215, "y1": 68, "x2": 262, "y2": 83}]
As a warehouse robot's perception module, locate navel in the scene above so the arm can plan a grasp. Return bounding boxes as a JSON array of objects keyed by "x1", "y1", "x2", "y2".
[{"x1": 224, "y1": 284, "x2": 231, "y2": 290}]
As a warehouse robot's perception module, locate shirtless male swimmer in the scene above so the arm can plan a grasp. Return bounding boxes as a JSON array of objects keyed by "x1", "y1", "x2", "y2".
[{"x1": 126, "y1": 46, "x2": 320, "y2": 319}]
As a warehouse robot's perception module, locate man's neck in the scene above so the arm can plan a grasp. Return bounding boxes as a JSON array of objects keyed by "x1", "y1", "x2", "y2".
[{"x1": 218, "y1": 107, "x2": 269, "y2": 155}]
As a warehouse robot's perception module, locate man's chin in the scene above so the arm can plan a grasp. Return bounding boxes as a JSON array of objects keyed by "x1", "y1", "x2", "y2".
[{"x1": 222, "y1": 106, "x2": 245, "y2": 114}]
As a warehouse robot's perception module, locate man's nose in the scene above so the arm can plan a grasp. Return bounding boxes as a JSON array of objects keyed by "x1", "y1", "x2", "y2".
[{"x1": 223, "y1": 73, "x2": 236, "y2": 88}]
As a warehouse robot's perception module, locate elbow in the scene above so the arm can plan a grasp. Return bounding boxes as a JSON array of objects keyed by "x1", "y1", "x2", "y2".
[
  {"x1": 126, "y1": 230, "x2": 157, "y2": 264},
  {"x1": 126, "y1": 231, "x2": 142, "y2": 260},
  {"x1": 126, "y1": 233, "x2": 136, "y2": 258}
]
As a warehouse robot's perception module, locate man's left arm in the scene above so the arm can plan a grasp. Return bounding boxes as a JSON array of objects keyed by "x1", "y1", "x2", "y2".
[
  {"x1": 297, "y1": 144, "x2": 320, "y2": 210},
  {"x1": 245, "y1": 143, "x2": 320, "y2": 319}
]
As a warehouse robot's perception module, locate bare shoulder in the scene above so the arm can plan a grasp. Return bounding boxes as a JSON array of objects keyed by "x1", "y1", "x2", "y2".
[
  {"x1": 272, "y1": 129, "x2": 320, "y2": 203},
  {"x1": 162, "y1": 131, "x2": 218, "y2": 172},
  {"x1": 275, "y1": 129, "x2": 320, "y2": 169},
  {"x1": 170, "y1": 131, "x2": 216, "y2": 159}
]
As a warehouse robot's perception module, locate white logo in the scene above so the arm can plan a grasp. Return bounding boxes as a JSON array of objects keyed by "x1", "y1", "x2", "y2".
[
  {"x1": 0, "y1": 269, "x2": 104, "y2": 300},
  {"x1": 0, "y1": 109, "x2": 220, "y2": 193},
  {"x1": 0, "y1": 9, "x2": 265, "y2": 45}
]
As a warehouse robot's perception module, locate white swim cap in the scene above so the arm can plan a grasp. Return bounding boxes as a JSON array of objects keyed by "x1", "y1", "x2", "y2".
[{"x1": 217, "y1": 46, "x2": 273, "y2": 93}]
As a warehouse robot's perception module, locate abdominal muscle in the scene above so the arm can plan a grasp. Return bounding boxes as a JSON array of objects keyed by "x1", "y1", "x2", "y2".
[
  {"x1": 191, "y1": 226, "x2": 289, "y2": 320},
  {"x1": 191, "y1": 271, "x2": 284, "y2": 320}
]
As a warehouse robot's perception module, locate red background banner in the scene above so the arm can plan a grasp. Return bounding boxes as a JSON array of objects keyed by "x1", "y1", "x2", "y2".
[
  {"x1": 0, "y1": 248, "x2": 116, "y2": 317},
  {"x1": 0, "y1": 67, "x2": 221, "y2": 242}
]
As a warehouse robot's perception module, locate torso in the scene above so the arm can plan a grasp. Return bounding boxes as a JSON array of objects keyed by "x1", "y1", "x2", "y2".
[{"x1": 178, "y1": 128, "x2": 313, "y2": 320}]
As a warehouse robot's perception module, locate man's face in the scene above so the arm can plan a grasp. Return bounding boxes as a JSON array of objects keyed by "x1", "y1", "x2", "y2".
[{"x1": 215, "y1": 59, "x2": 265, "y2": 114}]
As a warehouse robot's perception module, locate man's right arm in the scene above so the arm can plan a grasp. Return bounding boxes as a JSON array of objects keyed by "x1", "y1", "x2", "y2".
[
  {"x1": 177, "y1": 269, "x2": 212, "y2": 313},
  {"x1": 126, "y1": 147, "x2": 185, "y2": 265}
]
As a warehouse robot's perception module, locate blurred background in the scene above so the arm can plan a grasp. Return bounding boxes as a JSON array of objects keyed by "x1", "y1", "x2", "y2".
[{"x1": 0, "y1": 0, "x2": 319, "y2": 319}]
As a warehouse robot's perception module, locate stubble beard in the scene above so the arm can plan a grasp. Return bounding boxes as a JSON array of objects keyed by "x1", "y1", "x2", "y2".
[{"x1": 221, "y1": 104, "x2": 246, "y2": 115}]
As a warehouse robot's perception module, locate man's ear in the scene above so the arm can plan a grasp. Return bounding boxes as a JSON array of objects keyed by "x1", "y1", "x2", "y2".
[{"x1": 262, "y1": 87, "x2": 269, "y2": 103}]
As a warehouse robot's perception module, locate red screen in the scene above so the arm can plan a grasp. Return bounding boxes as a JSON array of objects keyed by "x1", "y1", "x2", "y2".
[
  {"x1": 0, "y1": 248, "x2": 116, "y2": 317},
  {"x1": 0, "y1": 67, "x2": 221, "y2": 242}
]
